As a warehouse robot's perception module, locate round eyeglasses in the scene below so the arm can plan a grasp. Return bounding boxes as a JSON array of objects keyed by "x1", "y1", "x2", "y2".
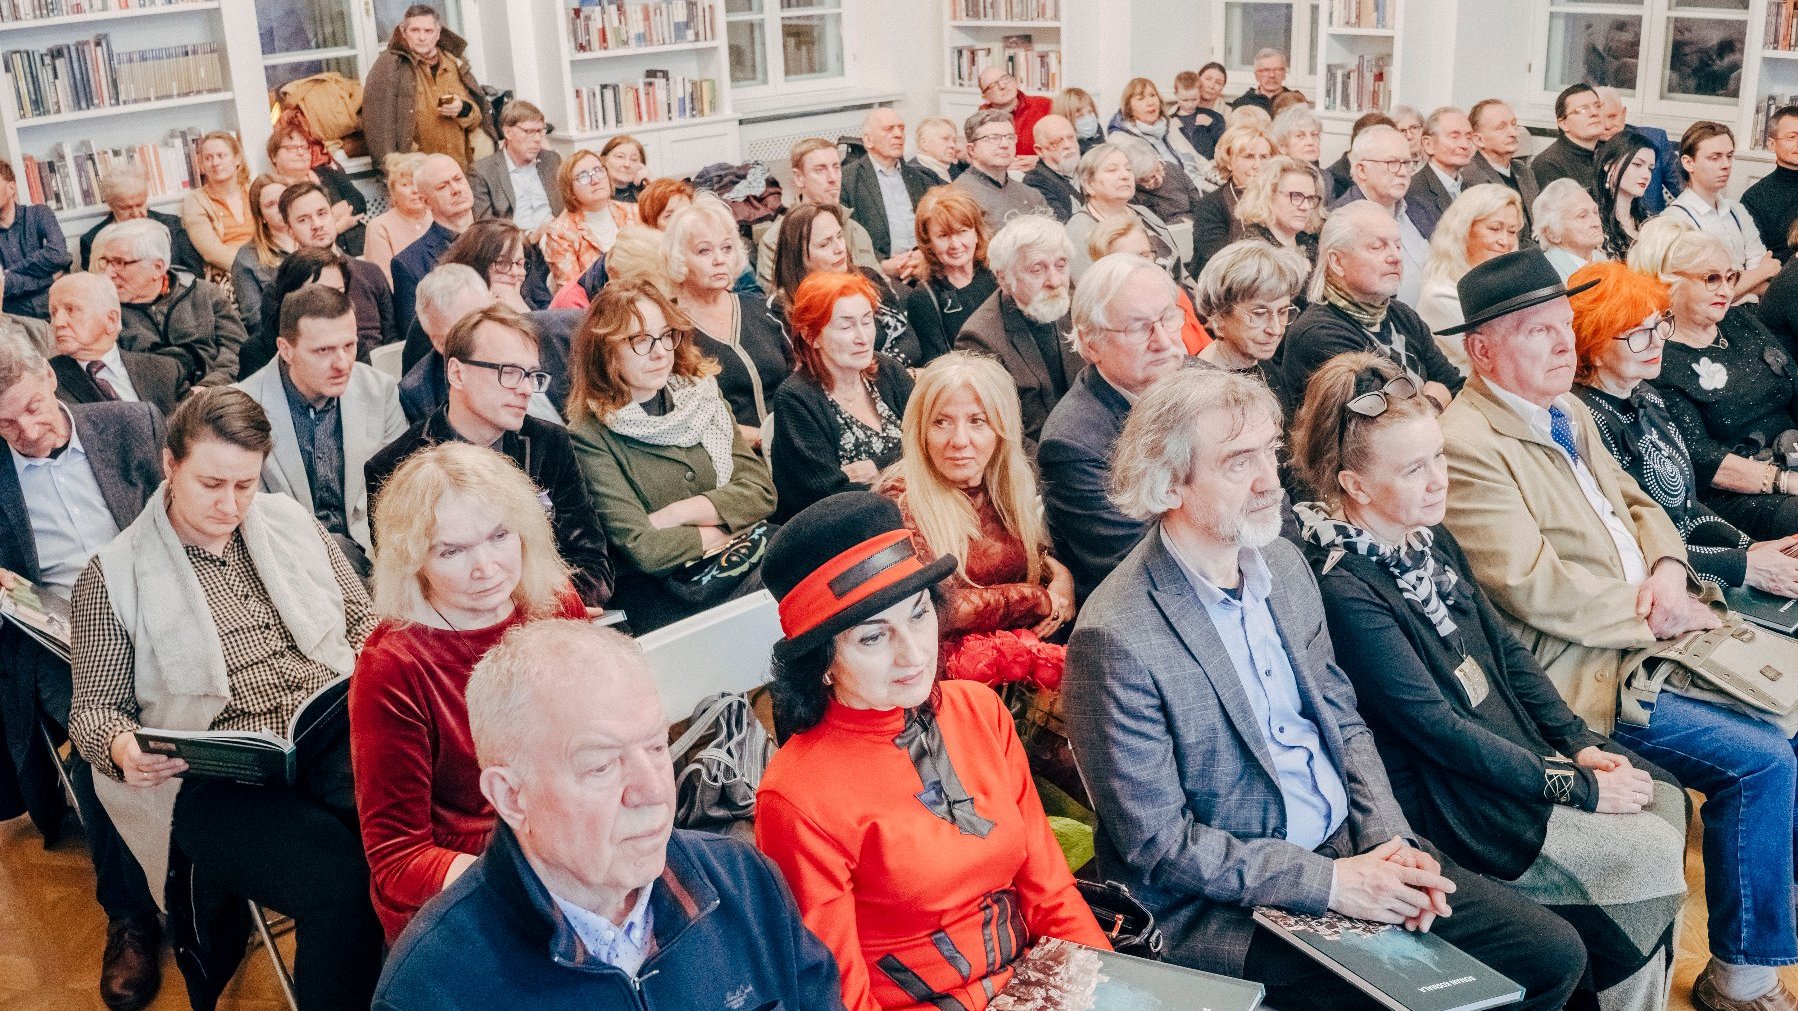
[
  {"x1": 627, "y1": 328, "x2": 685, "y2": 356},
  {"x1": 1615, "y1": 316, "x2": 1673, "y2": 353}
]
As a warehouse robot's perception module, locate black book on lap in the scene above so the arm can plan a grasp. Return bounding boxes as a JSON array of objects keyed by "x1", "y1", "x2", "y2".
[{"x1": 135, "y1": 674, "x2": 350, "y2": 787}]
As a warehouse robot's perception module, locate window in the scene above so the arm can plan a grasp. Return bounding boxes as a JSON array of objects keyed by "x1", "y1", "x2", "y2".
[
  {"x1": 1225, "y1": 2, "x2": 1295, "y2": 70},
  {"x1": 254, "y1": 0, "x2": 467, "y2": 94},
  {"x1": 727, "y1": 0, "x2": 846, "y2": 91},
  {"x1": 1539, "y1": 0, "x2": 1745, "y2": 109}
]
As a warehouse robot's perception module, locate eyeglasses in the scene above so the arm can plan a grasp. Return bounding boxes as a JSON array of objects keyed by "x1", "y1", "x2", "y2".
[
  {"x1": 1107, "y1": 307, "x2": 1184, "y2": 345},
  {"x1": 1676, "y1": 269, "x2": 1741, "y2": 293},
  {"x1": 1283, "y1": 190, "x2": 1322, "y2": 210},
  {"x1": 573, "y1": 168, "x2": 608, "y2": 186},
  {"x1": 973, "y1": 131, "x2": 1017, "y2": 145},
  {"x1": 1345, "y1": 373, "x2": 1423, "y2": 418},
  {"x1": 490, "y1": 257, "x2": 527, "y2": 278},
  {"x1": 1235, "y1": 304, "x2": 1300, "y2": 330},
  {"x1": 978, "y1": 74, "x2": 1015, "y2": 94},
  {"x1": 95, "y1": 255, "x2": 145, "y2": 271},
  {"x1": 1616, "y1": 315, "x2": 1674, "y2": 353},
  {"x1": 626, "y1": 328, "x2": 684, "y2": 356},
  {"x1": 277, "y1": 140, "x2": 310, "y2": 153},
  {"x1": 1356, "y1": 157, "x2": 1413, "y2": 175},
  {"x1": 455, "y1": 358, "x2": 552, "y2": 392}
]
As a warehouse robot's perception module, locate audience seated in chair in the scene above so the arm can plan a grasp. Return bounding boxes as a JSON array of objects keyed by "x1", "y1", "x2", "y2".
[
  {"x1": 1415, "y1": 183, "x2": 1526, "y2": 369},
  {"x1": 275, "y1": 183, "x2": 395, "y2": 360},
  {"x1": 1065, "y1": 142, "x2": 1184, "y2": 282},
  {"x1": 468, "y1": 99, "x2": 562, "y2": 242},
  {"x1": 904, "y1": 188, "x2": 999, "y2": 366},
  {"x1": 952, "y1": 109, "x2": 1054, "y2": 232},
  {"x1": 68, "y1": 386, "x2": 385, "y2": 1010},
  {"x1": 756, "y1": 137, "x2": 885, "y2": 293},
  {"x1": 1061, "y1": 365, "x2": 1587, "y2": 1011},
  {"x1": 840, "y1": 107, "x2": 931, "y2": 277},
  {"x1": 1021, "y1": 114, "x2": 1084, "y2": 222},
  {"x1": 364, "y1": 153, "x2": 433, "y2": 286},
  {"x1": 0, "y1": 159, "x2": 71, "y2": 320},
  {"x1": 242, "y1": 245, "x2": 389, "y2": 380},
  {"x1": 1191, "y1": 239, "x2": 1306, "y2": 388},
  {"x1": 94, "y1": 217, "x2": 249, "y2": 390},
  {"x1": 48, "y1": 272, "x2": 182, "y2": 415},
  {"x1": 230, "y1": 174, "x2": 295, "y2": 333},
  {"x1": 78, "y1": 164, "x2": 203, "y2": 277},
  {"x1": 371, "y1": 618, "x2": 846, "y2": 1010},
  {"x1": 392, "y1": 154, "x2": 477, "y2": 343},
  {"x1": 770, "y1": 203, "x2": 920, "y2": 367}
]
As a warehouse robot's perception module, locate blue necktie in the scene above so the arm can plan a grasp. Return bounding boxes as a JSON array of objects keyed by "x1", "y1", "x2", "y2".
[{"x1": 1548, "y1": 404, "x2": 1581, "y2": 464}]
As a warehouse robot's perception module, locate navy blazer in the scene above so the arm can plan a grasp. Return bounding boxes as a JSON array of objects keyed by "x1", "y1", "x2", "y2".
[
  {"x1": 1063, "y1": 532, "x2": 1414, "y2": 976},
  {"x1": 1022, "y1": 162, "x2": 1082, "y2": 222},
  {"x1": 1038, "y1": 365, "x2": 1143, "y2": 601},
  {"x1": 389, "y1": 222, "x2": 458, "y2": 343},
  {"x1": 1404, "y1": 163, "x2": 1458, "y2": 240},
  {"x1": 0, "y1": 204, "x2": 71, "y2": 318}
]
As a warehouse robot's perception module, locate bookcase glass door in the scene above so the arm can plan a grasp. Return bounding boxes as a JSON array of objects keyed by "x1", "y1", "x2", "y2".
[{"x1": 255, "y1": 0, "x2": 470, "y2": 94}]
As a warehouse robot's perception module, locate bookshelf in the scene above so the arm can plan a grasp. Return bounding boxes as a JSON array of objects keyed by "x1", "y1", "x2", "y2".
[
  {"x1": 1749, "y1": 0, "x2": 1798, "y2": 152},
  {"x1": 0, "y1": 0, "x2": 265, "y2": 237},
  {"x1": 940, "y1": 0, "x2": 1065, "y2": 127},
  {"x1": 1317, "y1": 0, "x2": 1396, "y2": 120},
  {"x1": 523, "y1": 0, "x2": 738, "y2": 173}
]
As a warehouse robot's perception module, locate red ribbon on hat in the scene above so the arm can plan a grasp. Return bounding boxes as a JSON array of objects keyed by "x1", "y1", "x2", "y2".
[{"x1": 778, "y1": 529, "x2": 926, "y2": 641}]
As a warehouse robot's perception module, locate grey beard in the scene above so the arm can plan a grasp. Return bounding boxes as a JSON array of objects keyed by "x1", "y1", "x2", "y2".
[
  {"x1": 1018, "y1": 289, "x2": 1070, "y2": 324},
  {"x1": 1206, "y1": 493, "x2": 1285, "y2": 548}
]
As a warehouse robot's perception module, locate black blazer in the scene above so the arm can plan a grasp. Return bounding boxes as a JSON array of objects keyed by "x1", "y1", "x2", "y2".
[
  {"x1": 1190, "y1": 184, "x2": 1241, "y2": 276},
  {"x1": 769, "y1": 355, "x2": 913, "y2": 521},
  {"x1": 1038, "y1": 365, "x2": 1143, "y2": 600},
  {"x1": 953, "y1": 290, "x2": 1084, "y2": 447},
  {"x1": 1404, "y1": 163, "x2": 1459, "y2": 240},
  {"x1": 1462, "y1": 152, "x2": 1541, "y2": 241},
  {"x1": 0, "y1": 401, "x2": 163, "y2": 834},
  {"x1": 1022, "y1": 162, "x2": 1082, "y2": 222},
  {"x1": 52, "y1": 350, "x2": 182, "y2": 416},
  {"x1": 840, "y1": 155, "x2": 933, "y2": 259}
]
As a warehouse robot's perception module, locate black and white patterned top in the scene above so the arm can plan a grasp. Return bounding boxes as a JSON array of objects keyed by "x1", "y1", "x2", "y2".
[
  {"x1": 830, "y1": 379, "x2": 905, "y2": 470},
  {"x1": 1573, "y1": 383, "x2": 1751, "y2": 587}
]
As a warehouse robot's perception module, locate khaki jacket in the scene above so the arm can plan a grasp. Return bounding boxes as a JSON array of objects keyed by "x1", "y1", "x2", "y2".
[{"x1": 1439, "y1": 374, "x2": 1688, "y2": 732}]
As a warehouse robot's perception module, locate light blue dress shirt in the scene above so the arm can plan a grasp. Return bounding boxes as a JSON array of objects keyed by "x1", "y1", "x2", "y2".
[
  {"x1": 508, "y1": 152, "x2": 554, "y2": 234},
  {"x1": 872, "y1": 158, "x2": 917, "y2": 255},
  {"x1": 10, "y1": 406, "x2": 121, "y2": 592},
  {"x1": 550, "y1": 883, "x2": 655, "y2": 977},
  {"x1": 1163, "y1": 531, "x2": 1349, "y2": 851}
]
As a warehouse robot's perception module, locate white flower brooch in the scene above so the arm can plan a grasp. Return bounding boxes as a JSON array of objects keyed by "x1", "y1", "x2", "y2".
[{"x1": 1694, "y1": 357, "x2": 1728, "y2": 391}]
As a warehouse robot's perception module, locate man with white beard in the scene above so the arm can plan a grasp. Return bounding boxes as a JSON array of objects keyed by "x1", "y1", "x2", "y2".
[
  {"x1": 954, "y1": 214, "x2": 1085, "y2": 447},
  {"x1": 1038, "y1": 253, "x2": 1190, "y2": 599},
  {"x1": 1023, "y1": 115, "x2": 1084, "y2": 222}
]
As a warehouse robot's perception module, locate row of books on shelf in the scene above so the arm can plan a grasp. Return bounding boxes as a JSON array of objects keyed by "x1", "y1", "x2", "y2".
[
  {"x1": 951, "y1": 37, "x2": 1060, "y2": 92},
  {"x1": 1753, "y1": 92, "x2": 1797, "y2": 149},
  {"x1": 570, "y1": 71, "x2": 718, "y2": 133},
  {"x1": 569, "y1": 0, "x2": 716, "y2": 54},
  {"x1": 1323, "y1": 54, "x2": 1389, "y2": 115},
  {"x1": 20, "y1": 127, "x2": 203, "y2": 212},
  {"x1": 950, "y1": 0, "x2": 1058, "y2": 21},
  {"x1": 0, "y1": 0, "x2": 202, "y2": 22},
  {"x1": 1328, "y1": 0, "x2": 1388, "y2": 30},
  {"x1": 6, "y1": 35, "x2": 223, "y2": 120},
  {"x1": 1768, "y1": 0, "x2": 1798, "y2": 52}
]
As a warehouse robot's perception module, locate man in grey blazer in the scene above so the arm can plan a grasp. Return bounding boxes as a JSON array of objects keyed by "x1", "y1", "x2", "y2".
[
  {"x1": 1463, "y1": 99, "x2": 1542, "y2": 244},
  {"x1": 1062, "y1": 366, "x2": 1585, "y2": 1011},
  {"x1": 469, "y1": 99, "x2": 563, "y2": 241},
  {"x1": 0, "y1": 326, "x2": 167, "y2": 1008},
  {"x1": 840, "y1": 107, "x2": 933, "y2": 274},
  {"x1": 235, "y1": 285, "x2": 406, "y2": 575},
  {"x1": 1403, "y1": 106, "x2": 1474, "y2": 241}
]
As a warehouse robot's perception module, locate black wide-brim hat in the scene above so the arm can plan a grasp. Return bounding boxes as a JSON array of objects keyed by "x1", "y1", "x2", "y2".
[
  {"x1": 764, "y1": 491, "x2": 958, "y2": 664},
  {"x1": 1433, "y1": 249, "x2": 1600, "y2": 336}
]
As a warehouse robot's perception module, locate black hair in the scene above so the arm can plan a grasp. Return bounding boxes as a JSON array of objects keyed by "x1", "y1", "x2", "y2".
[
  {"x1": 769, "y1": 584, "x2": 945, "y2": 742},
  {"x1": 1554, "y1": 83, "x2": 1597, "y2": 122},
  {"x1": 1591, "y1": 133, "x2": 1653, "y2": 262}
]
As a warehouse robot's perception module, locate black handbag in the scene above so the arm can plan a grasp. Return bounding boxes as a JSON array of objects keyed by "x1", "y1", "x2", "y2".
[
  {"x1": 666, "y1": 520, "x2": 773, "y2": 606},
  {"x1": 1076, "y1": 880, "x2": 1165, "y2": 960}
]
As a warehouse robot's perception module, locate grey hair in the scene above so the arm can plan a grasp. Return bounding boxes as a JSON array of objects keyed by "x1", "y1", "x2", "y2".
[
  {"x1": 1253, "y1": 48, "x2": 1286, "y2": 66},
  {"x1": 860, "y1": 106, "x2": 901, "y2": 137},
  {"x1": 1194, "y1": 240, "x2": 1310, "y2": 318},
  {"x1": 467, "y1": 620, "x2": 653, "y2": 769},
  {"x1": 97, "y1": 165, "x2": 149, "y2": 205},
  {"x1": 415, "y1": 263, "x2": 488, "y2": 332},
  {"x1": 1307, "y1": 200, "x2": 1391, "y2": 302},
  {"x1": 1270, "y1": 105, "x2": 1321, "y2": 148},
  {"x1": 1391, "y1": 104, "x2": 1423, "y2": 128},
  {"x1": 1530, "y1": 177, "x2": 1596, "y2": 247},
  {"x1": 412, "y1": 152, "x2": 462, "y2": 192},
  {"x1": 52, "y1": 271, "x2": 121, "y2": 317},
  {"x1": 1071, "y1": 252, "x2": 1177, "y2": 357},
  {"x1": 1108, "y1": 133, "x2": 1162, "y2": 180},
  {"x1": 1422, "y1": 105, "x2": 1468, "y2": 138},
  {"x1": 383, "y1": 151, "x2": 429, "y2": 186},
  {"x1": 663, "y1": 193, "x2": 747, "y2": 285},
  {"x1": 1075, "y1": 142, "x2": 1129, "y2": 191},
  {"x1": 0, "y1": 322, "x2": 50, "y2": 399},
  {"x1": 1348, "y1": 123, "x2": 1405, "y2": 164},
  {"x1": 1109, "y1": 367, "x2": 1283, "y2": 520},
  {"x1": 90, "y1": 217, "x2": 170, "y2": 271},
  {"x1": 964, "y1": 108, "x2": 1012, "y2": 144},
  {"x1": 987, "y1": 214, "x2": 1074, "y2": 287},
  {"x1": 1593, "y1": 85, "x2": 1624, "y2": 107},
  {"x1": 916, "y1": 116, "x2": 956, "y2": 142}
]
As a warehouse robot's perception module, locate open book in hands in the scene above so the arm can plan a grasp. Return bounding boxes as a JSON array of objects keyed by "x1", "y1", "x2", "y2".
[
  {"x1": 135, "y1": 673, "x2": 350, "y2": 786},
  {"x1": 1, "y1": 576, "x2": 71, "y2": 660}
]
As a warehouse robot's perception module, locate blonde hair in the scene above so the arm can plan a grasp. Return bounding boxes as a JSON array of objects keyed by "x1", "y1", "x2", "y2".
[
  {"x1": 383, "y1": 151, "x2": 429, "y2": 188},
  {"x1": 1424, "y1": 183, "x2": 1524, "y2": 281},
  {"x1": 663, "y1": 193, "x2": 748, "y2": 286},
  {"x1": 603, "y1": 224, "x2": 675, "y2": 296},
  {"x1": 1213, "y1": 124, "x2": 1275, "y2": 183},
  {"x1": 1226, "y1": 105, "x2": 1272, "y2": 132},
  {"x1": 1085, "y1": 213, "x2": 1148, "y2": 262},
  {"x1": 890, "y1": 352, "x2": 1046, "y2": 584},
  {"x1": 370, "y1": 442, "x2": 571, "y2": 623},
  {"x1": 1234, "y1": 155, "x2": 1327, "y2": 234},
  {"x1": 1627, "y1": 215, "x2": 1727, "y2": 280}
]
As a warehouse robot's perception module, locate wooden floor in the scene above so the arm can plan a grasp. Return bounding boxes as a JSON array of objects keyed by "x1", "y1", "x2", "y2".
[{"x1": 0, "y1": 796, "x2": 1794, "y2": 1010}]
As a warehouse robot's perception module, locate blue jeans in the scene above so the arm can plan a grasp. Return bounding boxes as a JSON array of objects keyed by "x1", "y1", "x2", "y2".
[{"x1": 1611, "y1": 691, "x2": 1798, "y2": 965}]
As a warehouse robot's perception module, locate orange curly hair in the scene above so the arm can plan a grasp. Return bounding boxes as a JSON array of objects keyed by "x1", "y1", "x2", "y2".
[{"x1": 1568, "y1": 260, "x2": 1670, "y2": 384}]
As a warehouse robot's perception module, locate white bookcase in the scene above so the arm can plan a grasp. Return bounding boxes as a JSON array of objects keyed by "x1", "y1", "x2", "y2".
[
  {"x1": 0, "y1": 0, "x2": 266, "y2": 236},
  {"x1": 939, "y1": 0, "x2": 1066, "y2": 128},
  {"x1": 1316, "y1": 0, "x2": 1397, "y2": 122}
]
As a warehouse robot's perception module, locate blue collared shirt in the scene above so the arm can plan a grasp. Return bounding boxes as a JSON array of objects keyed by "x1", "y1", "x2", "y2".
[
  {"x1": 508, "y1": 151, "x2": 554, "y2": 233},
  {"x1": 1162, "y1": 530, "x2": 1349, "y2": 851},
  {"x1": 871, "y1": 158, "x2": 917, "y2": 254},
  {"x1": 549, "y1": 883, "x2": 655, "y2": 977},
  {"x1": 10, "y1": 405, "x2": 121, "y2": 592}
]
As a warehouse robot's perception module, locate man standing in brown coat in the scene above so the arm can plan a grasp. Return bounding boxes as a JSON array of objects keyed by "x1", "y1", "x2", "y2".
[{"x1": 362, "y1": 4, "x2": 495, "y2": 168}]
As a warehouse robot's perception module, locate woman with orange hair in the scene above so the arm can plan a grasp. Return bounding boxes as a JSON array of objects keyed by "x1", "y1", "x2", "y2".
[
  {"x1": 1569, "y1": 260, "x2": 1798, "y2": 594},
  {"x1": 769, "y1": 271, "x2": 915, "y2": 520}
]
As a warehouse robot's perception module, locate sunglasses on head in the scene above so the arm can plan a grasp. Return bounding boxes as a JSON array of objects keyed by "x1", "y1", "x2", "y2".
[{"x1": 1345, "y1": 373, "x2": 1422, "y2": 418}]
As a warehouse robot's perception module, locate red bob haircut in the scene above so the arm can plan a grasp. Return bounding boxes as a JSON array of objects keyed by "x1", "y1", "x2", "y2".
[
  {"x1": 1568, "y1": 260, "x2": 1670, "y2": 384},
  {"x1": 787, "y1": 270, "x2": 883, "y2": 392}
]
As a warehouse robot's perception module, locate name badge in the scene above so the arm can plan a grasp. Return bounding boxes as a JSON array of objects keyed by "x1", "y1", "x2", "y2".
[{"x1": 1453, "y1": 654, "x2": 1489, "y2": 708}]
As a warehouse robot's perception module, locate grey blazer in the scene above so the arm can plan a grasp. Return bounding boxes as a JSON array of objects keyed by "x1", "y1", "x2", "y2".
[
  {"x1": 1462, "y1": 152, "x2": 1542, "y2": 242},
  {"x1": 1062, "y1": 532, "x2": 1414, "y2": 976},
  {"x1": 235, "y1": 360, "x2": 408, "y2": 551},
  {"x1": 469, "y1": 148, "x2": 565, "y2": 224}
]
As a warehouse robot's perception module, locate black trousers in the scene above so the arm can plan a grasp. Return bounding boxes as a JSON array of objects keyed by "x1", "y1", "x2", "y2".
[
  {"x1": 1241, "y1": 854, "x2": 1587, "y2": 1011},
  {"x1": 170, "y1": 717, "x2": 382, "y2": 1011}
]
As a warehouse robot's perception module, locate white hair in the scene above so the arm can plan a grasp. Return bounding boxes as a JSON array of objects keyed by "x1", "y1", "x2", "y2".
[
  {"x1": 1109, "y1": 366, "x2": 1282, "y2": 520},
  {"x1": 1271, "y1": 105, "x2": 1321, "y2": 148},
  {"x1": 97, "y1": 165, "x2": 149, "y2": 205},
  {"x1": 415, "y1": 263, "x2": 489, "y2": 333},
  {"x1": 1530, "y1": 177, "x2": 1596, "y2": 247},
  {"x1": 1070, "y1": 252, "x2": 1177, "y2": 356},
  {"x1": 0, "y1": 321, "x2": 50, "y2": 398},
  {"x1": 1348, "y1": 123, "x2": 1405, "y2": 164},
  {"x1": 1253, "y1": 48, "x2": 1286, "y2": 65},
  {"x1": 1308, "y1": 200, "x2": 1390, "y2": 302},
  {"x1": 988, "y1": 214, "x2": 1074, "y2": 288},
  {"x1": 466, "y1": 620, "x2": 650, "y2": 769},
  {"x1": 662, "y1": 193, "x2": 747, "y2": 285},
  {"x1": 90, "y1": 217, "x2": 170, "y2": 271}
]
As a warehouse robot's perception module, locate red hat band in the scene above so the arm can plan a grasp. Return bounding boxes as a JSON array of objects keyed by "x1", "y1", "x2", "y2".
[{"x1": 778, "y1": 529, "x2": 924, "y2": 641}]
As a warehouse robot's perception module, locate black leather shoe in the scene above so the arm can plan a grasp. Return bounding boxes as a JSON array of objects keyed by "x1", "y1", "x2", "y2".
[{"x1": 100, "y1": 915, "x2": 162, "y2": 1011}]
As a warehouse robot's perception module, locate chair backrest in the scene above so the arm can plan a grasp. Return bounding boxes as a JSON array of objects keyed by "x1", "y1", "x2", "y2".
[
  {"x1": 636, "y1": 590, "x2": 782, "y2": 725},
  {"x1": 759, "y1": 411, "x2": 777, "y2": 468},
  {"x1": 370, "y1": 341, "x2": 405, "y2": 380}
]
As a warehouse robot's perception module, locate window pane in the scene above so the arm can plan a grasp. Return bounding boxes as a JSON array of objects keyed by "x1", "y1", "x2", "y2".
[
  {"x1": 375, "y1": 0, "x2": 462, "y2": 42},
  {"x1": 1225, "y1": 3, "x2": 1294, "y2": 70},
  {"x1": 264, "y1": 54, "x2": 360, "y2": 93},
  {"x1": 728, "y1": 19, "x2": 768, "y2": 86},
  {"x1": 780, "y1": 0, "x2": 839, "y2": 8},
  {"x1": 256, "y1": 0, "x2": 353, "y2": 56},
  {"x1": 725, "y1": 0, "x2": 762, "y2": 12},
  {"x1": 1663, "y1": 16, "x2": 1746, "y2": 102},
  {"x1": 782, "y1": 12, "x2": 843, "y2": 81},
  {"x1": 1544, "y1": 13, "x2": 1641, "y2": 93},
  {"x1": 1670, "y1": 0, "x2": 1746, "y2": 10}
]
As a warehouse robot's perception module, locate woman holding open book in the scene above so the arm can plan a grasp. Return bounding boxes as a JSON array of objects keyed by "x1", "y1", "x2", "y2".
[
  {"x1": 66, "y1": 387, "x2": 384, "y2": 1010},
  {"x1": 350, "y1": 441, "x2": 587, "y2": 943}
]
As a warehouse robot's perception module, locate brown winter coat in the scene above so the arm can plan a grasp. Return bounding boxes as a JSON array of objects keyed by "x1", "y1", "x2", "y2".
[{"x1": 361, "y1": 25, "x2": 496, "y2": 167}]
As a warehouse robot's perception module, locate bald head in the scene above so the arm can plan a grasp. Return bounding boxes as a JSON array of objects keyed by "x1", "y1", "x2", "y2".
[
  {"x1": 49, "y1": 272, "x2": 123, "y2": 361},
  {"x1": 862, "y1": 107, "x2": 906, "y2": 166},
  {"x1": 1034, "y1": 114, "x2": 1079, "y2": 174},
  {"x1": 414, "y1": 153, "x2": 473, "y2": 225}
]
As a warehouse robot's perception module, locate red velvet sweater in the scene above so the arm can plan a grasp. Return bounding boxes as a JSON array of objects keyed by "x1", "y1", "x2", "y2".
[
  {"x1": 755, "y1": 680, "x2": 1107, "y2": 1011},
  {"x1": 350, "y1": 590, "x2": 586, "y2": 942}
]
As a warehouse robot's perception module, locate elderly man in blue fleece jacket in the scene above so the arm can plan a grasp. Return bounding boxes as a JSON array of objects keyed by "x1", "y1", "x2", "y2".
[{"x1": 372, "y1": 619, "x2": 844, "y2": 1011}]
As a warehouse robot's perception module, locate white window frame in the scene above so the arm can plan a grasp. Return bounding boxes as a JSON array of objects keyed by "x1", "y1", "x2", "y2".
[
  {"x1": 1528, "y1": 0, "x2": 1751, "y2": 120},
  {"x1": 727, "y1": 0, "x2": 851, "y2": 98},
  {"x1": 254, "y1": 0, "x2": 482, "y2": 98},
  {"x1": 1211, "y1": 0, "x2": 1321, "y2": 91}
]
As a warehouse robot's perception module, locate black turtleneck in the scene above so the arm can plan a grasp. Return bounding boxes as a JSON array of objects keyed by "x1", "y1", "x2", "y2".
[{"x1": 1742, "y1": 163, "x2": 1798, "y2": 261}]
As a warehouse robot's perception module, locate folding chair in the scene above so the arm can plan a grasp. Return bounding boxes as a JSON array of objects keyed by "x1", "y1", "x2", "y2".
[{"x1": 247, "y1": 901, "x2": 299, "y2": 1011}]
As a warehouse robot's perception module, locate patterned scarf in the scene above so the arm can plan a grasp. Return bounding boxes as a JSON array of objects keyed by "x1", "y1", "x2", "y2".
[
  {"x1": 1323, "y1": 277, "x2": 1391, "y2": 332},
  {"x1": 1295, "y1": 502, "x2": 1460, "y2": 638},
  {"x1": 604, "y1": 374, "x2": 736, "y2": 484}
]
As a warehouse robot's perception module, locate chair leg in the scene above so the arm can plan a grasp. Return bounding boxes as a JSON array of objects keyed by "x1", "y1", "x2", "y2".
[
  {"x1": 247, "y1": 901, "x2": 299, "y2": 1011},
  {"x1": 36, "y1": 718, "x2": 82, "y2": 831}
]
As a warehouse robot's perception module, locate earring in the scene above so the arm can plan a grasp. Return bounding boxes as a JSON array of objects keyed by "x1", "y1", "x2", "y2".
[{"x1": 822, "y1": 671, "x2": 834, "y2": 687}]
